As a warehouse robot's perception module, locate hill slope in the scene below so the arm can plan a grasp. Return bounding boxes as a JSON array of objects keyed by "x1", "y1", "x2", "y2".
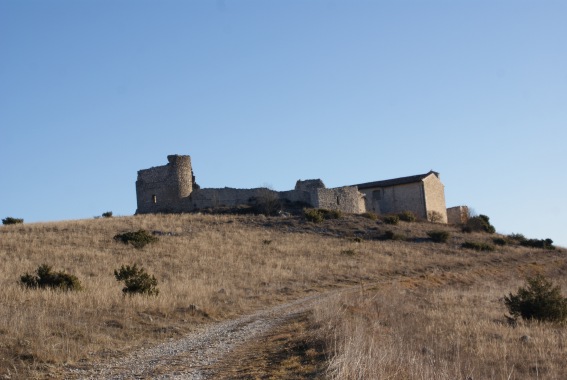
[{"x1": 0, "y1": 213, "x2": 564, "y2": 379}]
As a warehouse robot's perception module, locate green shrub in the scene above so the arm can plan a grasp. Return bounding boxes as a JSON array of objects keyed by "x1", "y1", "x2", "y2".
[
  {"x1": 427, "y1": 211, "x2": 444, "y2": 223},
  {"x1": 462, "y1": 214, "x2": 495, "y2": 234},
  {"x1": 427, "y1": 230, "x2": 450, "y2": 243},
  {"x1": 398, "y1": 211, "x2": 417, "y2": 222},
  {"x1": 113, "y1": 230, "x2": 158, "y2": 249},
  {"x1": 520, "y1": 238, "x2": 555, "y2": 250},
  {"x1": 102, "y1": 211, "x2": 113, "y2": 218},
  {"x1": 361, "y1": 212, "x2": 378, "y2": 221},
  {"x1": 20, "y1": 264, "x2": 82, "y2": 291},
  {"x1": 382, "y1": 215, "x2": 399, "y2": 225},
  {"x1": 2, "y1": 217, "x2": 23, "y2": 225},
  {"x1": 304, "y1": 208, "x2": 324, "y2": 223},
  {"x1": 252, "y1": 189, "x2": 282, "y2": 216},
  {"x1": 493, "y1": 237, "x2": 508, "y2": 246},
  {"x1": 114, "y1": 264, "x2": 159, "y2": 296},
  {"x1": 303, "y1": 208, "x2": 341, "y2": 223},
  {"x1": 508, "y1": 233, "x2": 526, "y2": 242},
  {"x1": 504, "y1": 275, "x2": 567, "y2": 322},
  {"x1": 383, "y1": 230, "x2": 404, "y2": 241},
  {"x1": 461, "y1": 241, "x2": 494, "y2": 251}
]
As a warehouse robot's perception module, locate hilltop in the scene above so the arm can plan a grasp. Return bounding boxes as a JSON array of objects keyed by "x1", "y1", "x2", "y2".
[{"x1": 0, "y1": 212, "x2": 565, "y2": 379}]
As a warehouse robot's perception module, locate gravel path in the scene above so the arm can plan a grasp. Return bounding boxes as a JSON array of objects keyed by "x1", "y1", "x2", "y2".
[{"x1": 68, "y1": 291, "x2": 337, "y2": 379}]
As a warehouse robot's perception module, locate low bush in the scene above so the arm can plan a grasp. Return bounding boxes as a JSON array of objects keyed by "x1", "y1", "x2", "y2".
[
  {"x1": 361, "y1": 212, "x2": 378, "y2": 221},
  {"x1": 493, "y1": 237, "x2": 508, "y2": 246},
  {"x1": 20, "y1": 264, "x2": 82, "y2": 291},
  {"x1": 504, "y1": 275, "x2": 567, "y2": 322},
  {"x1": 383, "y1": 230, "x2": 405, "y2": 241},
  {"x1": 304, "y1": 208, "x2": 341, "y2": 223},
  {"x1": 508, "y1": 233, "x2": 526, "y2": 242},
  {"x1": 2, "y1": 217, "x2": 23, "y2": 225},
  {"x1": 427, "y1": 210, "x2": 444, "y2": 223},
  {"x1": 427, "y1": 230, "x2": 450, "y2": 243},
  {"x1": 382, "y1": 215, "x2": 399, "y2": 225},
  {"x1": 520, "y1": 238, "x2": 555, "y2": 250},
  {"x1": 461, "y1": 241, "x2": 494, "y2": 251},
  {"x1": 113, "y1": 230, "x2": 158, "y2": 249},
  {"x1": 114, "y1": 264, "x2": 159, "y2": 296},
  {"x1": 102, "y1": 211, "x2": 113, "y2": 218},
  {"x1": 398, "y1": 211, "x2": 417, "y2": 222},
  {"x1": 462, "y1": 214, "x2": 495, "y2": 234}
]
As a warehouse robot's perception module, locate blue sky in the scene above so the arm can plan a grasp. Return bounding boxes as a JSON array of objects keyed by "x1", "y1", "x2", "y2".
[{"x1": 1, "y1": 1, "x2": 565, "y2": 247}]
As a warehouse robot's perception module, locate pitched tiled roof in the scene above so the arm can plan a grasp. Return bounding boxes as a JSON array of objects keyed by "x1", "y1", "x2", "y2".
[{"x1": 354, "y1": 171, "x2": 439, "y2": 190}]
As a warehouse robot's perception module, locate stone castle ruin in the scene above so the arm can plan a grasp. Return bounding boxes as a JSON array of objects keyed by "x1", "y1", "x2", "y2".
[{"x1": 136, "y1": 154, "x2": 450, "y2": 223}]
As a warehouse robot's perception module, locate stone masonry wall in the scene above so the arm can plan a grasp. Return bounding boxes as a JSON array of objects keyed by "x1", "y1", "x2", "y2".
[
  {"x1": 184, "y1": 188, "x2": 279, "y2": 210},
  {"x1": 360, "y1": 182, "x2": 426, "y2": 218},
  {"x1": 423, "y1": 174, "x2": 448, "y2": 223},
  {"x1": 313, "y1": 186, "x2": 365, "y2": 213},
  {"x1": 447, "y1": 205, "x2": 469, "y2": 225},
  {"x1": 136, "y1": 155, "x2": 193, "y2": 214}
]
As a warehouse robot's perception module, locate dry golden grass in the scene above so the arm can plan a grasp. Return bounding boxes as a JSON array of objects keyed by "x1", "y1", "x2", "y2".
[
  {"x1": 315, "y1": 267, "x2": 567, "y2": 379},
  {"x1": 0, "y1": 212, "x2": 564, "y2": 378}
]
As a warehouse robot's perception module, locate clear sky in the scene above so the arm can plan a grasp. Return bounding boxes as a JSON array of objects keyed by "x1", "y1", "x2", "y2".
[{"x1": 1, "y1": 1, "x2": 565, "y2": 247}]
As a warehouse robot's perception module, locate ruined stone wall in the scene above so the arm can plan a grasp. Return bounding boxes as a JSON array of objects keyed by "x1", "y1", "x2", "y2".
[
  {"x1": 295, "y1": 179, "x2": 325, "y2": 192},
  {"x1": 186, "y1": 188, "x2": 279, "y2": 210},
  {"x1": 313, "y1": 186, "x2": 364, "y2": 214},
  {"x1": 278, "y1": 190, "x2": 312, "y2": 205},
  {"x1": 423, "y1": 174, "x2": 448, "y2": 223},
  {"x1": 136, "y1": 155, "x2": 192, "y2": 214},
  {"x1": 447, "y1": 205, "x2": 469, "y2": 225}
]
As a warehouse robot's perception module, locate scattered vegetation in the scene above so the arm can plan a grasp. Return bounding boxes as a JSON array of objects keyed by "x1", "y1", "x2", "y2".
[
  {"x1": 492, "y1": 237, "x2": 508, "y2": 246},
  {"x1": 383, "y1": 230, "x2": 405, "y2": 241},
  {"x1": 504, "y1": 275, "x2": 567, "y2": 322},
  {"x1": 303, "y1": 208, "x2": 341, "y2": 223},
  {"x1": 427, "y1": 210, "x2": 444, "y2": 223},
  {"x1": 506, "y1": 233, "x2": 555, "y2": 250},
  {"x1": 113, "y1": 229, "x2": 159, "y2": 249},
  {"x1": 398, "y1": 210, "x2": 416, "y2": 222},
  {"x1": 114, "y1": 264, "x2": 159, "y2": 296},
  {"x1": 20, "y1": 264, "x2": 82, "y2": 291},
  {"x1": 508, "y1": 233, "x2": 526, "y2": 242},
  {"x1": 102, "y1": 211, "x2": 113, "y2": 218},
  {"x1": 461, "y1": 241, "x2": 494, "y2": 251},
  {"x1": 462, "y1": 214, "x2": 495, "y2": 234},
  {"x1": 382, "y1": 215, "x2": 399, "y2": 225},
  {"x1": 360, "y1": 212, "x2": 378, "y2": 221},
  {"x1": 252, "y1": 189, "x2": 282, "y2": 216},
  {"x1": 520, "y1": 238, "x2": 555, "y2": 250},
  {"x1": 427, "y1": 230, "x2": 450, "y2": 243},
  {"x1": 2, "y1": 216, "x2": 23, "y2": 225}
]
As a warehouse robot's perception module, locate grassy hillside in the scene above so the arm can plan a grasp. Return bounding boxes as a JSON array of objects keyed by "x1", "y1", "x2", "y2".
[{"x1": 0, "y1": 212, "x2": 564, "y2": 379}]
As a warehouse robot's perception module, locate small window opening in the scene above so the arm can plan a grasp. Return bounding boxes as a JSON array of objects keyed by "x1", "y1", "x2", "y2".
[
  {"x1": 152, "y1": 194, "x2": 157, "y2": 204},
  {"x1": 337, "y1": 196, "x2": 341, "y2": 205}
]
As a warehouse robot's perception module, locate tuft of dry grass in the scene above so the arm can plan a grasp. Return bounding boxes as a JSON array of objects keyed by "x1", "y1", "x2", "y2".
[{"x1": 0, "y1": 213, "x2": 564, "y2": 378}]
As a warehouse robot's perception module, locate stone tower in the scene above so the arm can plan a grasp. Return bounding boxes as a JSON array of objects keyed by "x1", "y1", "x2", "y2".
[{"x1": 135, "y1": 155, "x2": 193, "y2": 214}]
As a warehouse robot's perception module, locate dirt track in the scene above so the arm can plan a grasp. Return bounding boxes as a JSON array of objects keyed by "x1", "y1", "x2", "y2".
[{"x1": 67, "y1": 290, "x2": 336, "y2": 379}]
